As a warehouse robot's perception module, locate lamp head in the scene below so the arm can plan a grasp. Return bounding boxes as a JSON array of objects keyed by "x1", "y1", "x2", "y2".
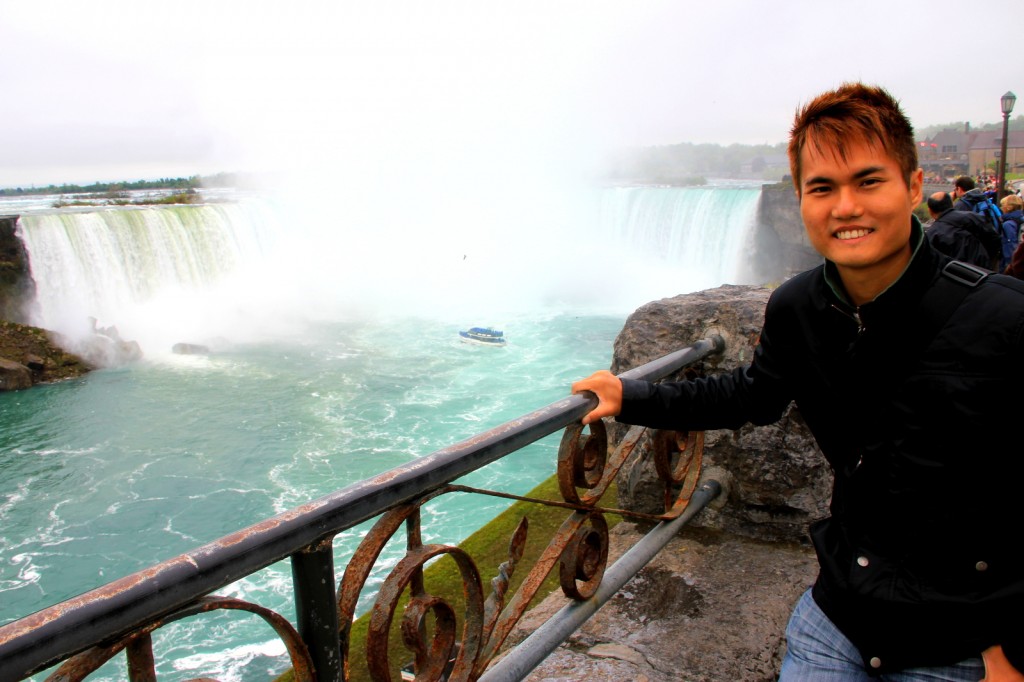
[{"x1": 1001, "y1": 91, "x2": 1016, "y2": 116}]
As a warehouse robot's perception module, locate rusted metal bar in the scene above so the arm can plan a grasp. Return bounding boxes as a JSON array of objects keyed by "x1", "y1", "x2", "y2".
[
  {"x1": 125, "y1": 634, "x2": 156, "y2": 682},
  {"x1": 477, "y1": 480, "x2": 723, "y2": 682},
  {"x1": 445, "y1": 484, "x2": 687, "y2": 522},
  {"x1": 291, "y1": 539, "x2": 341, "y2": 682},
  {"x1": 0, "y1": 336, "x2": 724, "y2": 680},
  {"x1": 42, "y1": 596, "x2": 315, "y2": 682}
]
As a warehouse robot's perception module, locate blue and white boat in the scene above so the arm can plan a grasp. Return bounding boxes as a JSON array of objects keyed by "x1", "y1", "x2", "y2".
[{"x1": 458, "y1": 327, "x2": 506, "y2": 346}]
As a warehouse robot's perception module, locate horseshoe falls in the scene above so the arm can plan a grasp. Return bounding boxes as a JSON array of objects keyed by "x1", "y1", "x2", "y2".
[
  {"x1": 16, "y1": 200, "x2": 286, "y2": 355},
  {"x1": 0, "y1": 183, "x2": 762, "y2": 681}
]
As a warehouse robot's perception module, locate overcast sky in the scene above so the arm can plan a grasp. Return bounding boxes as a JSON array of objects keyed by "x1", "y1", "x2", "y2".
[{"x1": 1, "y1": 0, "x2": 1020, "y2": 188}]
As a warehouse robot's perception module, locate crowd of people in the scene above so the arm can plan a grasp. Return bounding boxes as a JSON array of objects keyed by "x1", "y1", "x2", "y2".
[{"x1": 924, "y1": 174, "x2": 1024, "y2": 278}]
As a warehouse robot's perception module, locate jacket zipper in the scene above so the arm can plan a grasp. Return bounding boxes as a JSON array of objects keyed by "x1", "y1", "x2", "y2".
[
  {"x1": 831, "y1": 303, "x2": 866, "y2": 334},
  {"x1": 830, "y1": 303, "x2": 866, "y2": 473}
]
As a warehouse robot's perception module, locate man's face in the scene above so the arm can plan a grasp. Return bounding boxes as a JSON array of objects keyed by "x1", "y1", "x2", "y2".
[{"x1": 798, "y1": 138, "x2": 922, "y2": 291}]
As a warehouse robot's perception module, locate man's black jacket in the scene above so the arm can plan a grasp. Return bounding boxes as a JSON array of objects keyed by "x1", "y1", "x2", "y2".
[
  {"x1": 927, "y1": 207, "x2": 1000, "y2": 269},
  {"x1": 618, "y1": 221, "x2": 1024, "y2": 674}
]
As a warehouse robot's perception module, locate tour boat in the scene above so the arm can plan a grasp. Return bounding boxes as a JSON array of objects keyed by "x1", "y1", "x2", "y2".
[{"x1": 458, "y1": 327, "x2": 506, "y2": 346}]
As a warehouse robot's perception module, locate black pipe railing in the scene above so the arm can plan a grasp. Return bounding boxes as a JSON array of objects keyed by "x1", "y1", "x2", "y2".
[{"x1": 0, "y1": 336, "x2": 724, "y2": 682}]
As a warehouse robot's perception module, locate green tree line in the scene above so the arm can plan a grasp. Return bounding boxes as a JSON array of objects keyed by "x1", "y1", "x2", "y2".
[{"x1": 0, "y1": 172, "x2": 240, "y2": 196}]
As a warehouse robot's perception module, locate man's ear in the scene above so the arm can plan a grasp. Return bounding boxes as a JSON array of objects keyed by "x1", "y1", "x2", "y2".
[{"x1": 909, "y1": 168, "x2": 924, "y2": 206}]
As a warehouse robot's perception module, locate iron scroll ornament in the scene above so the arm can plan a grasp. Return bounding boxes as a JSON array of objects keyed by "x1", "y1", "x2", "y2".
[{"x1": 337, "y1": 420, "x2": 704, "y2": 681}]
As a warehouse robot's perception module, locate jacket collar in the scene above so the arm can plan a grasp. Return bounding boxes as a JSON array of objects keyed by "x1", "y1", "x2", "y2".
[{"x1": 821, "y1": 216, "x2": 936, "y2": 316}]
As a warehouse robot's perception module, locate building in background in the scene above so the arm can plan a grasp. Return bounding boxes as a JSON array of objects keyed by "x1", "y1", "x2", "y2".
[{"x1": 918, "y1": 123, "x2": 1024, "y2": 186}]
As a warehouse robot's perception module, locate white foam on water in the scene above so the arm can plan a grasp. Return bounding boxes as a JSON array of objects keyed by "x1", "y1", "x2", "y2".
[{"x1": 172, "y1": 638, "x2": 288, "y2": 681}]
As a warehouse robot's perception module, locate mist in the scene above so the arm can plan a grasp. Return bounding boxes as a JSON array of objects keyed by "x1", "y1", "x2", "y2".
[
  {"x1": 9, "y1": 0, "x2": 1017, "y2": 350},
  {"x1": 177, "y1": 6, "x2": 671, "y2": 325}
]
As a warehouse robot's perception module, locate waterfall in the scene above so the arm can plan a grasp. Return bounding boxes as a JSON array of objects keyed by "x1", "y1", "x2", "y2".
[
  {"x1": 16, "y1": 200, "x2": 282, "y2": 351},
  {"x1": 11, "y1": 186, "x2": 761, "y2": 353},
  {"x1": 591, "y1": 185, "x2": 761, "y2": 305}
]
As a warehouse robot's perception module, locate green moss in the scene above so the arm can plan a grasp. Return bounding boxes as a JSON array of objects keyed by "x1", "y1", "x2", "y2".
[
  {"x1": 275, "y1": 475, "x2": 621, "y2": 681},
  {"x1": 913, "y1": 201, "x2": 931, "y2": 223}
]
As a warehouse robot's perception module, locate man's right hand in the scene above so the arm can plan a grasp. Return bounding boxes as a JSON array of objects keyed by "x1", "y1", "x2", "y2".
[{"x1": 571, "y1": 370, "x2": 623, "y2": 425}]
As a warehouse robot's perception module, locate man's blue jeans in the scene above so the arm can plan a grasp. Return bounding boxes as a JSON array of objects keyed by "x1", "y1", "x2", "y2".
[{"x1": 779, "y1": 589, "x2": 986, "y2": 682}]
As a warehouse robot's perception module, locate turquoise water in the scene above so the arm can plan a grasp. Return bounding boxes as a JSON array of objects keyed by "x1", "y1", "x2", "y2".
[
  {"x1": 0, "y1": 312, "x2": 624, "y2": 680},
  {"x1": 0, "y1": 184, "x2": 761, "y2": 680}
]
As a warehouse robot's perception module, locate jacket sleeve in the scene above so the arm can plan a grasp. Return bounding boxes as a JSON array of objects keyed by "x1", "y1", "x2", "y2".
[
  {"x1": 617, "y1": 297, "x2": 794, "y2": 431},
  {"x1": 1006, "y1": 239, "x2": 1024, "y2": 279},
  {"x1": 1001, "y1": 220, "x2": 1019, "y2": 262}
]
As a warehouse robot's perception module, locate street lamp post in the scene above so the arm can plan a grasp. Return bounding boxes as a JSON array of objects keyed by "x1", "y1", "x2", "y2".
[{"x1": 997, "y1": 91, "x2": 1016, "y2": 201}]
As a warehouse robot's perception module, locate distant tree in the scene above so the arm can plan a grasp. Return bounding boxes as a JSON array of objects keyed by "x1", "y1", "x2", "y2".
[
  {"x1": 601, "y1": 140, "x2": 787, "y2": 183},
  {"x1": 916, "y1": 115, "x2": 1024, "y2": 140}
]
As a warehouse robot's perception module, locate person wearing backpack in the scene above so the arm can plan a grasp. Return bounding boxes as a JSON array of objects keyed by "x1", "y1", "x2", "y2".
[
  {"x1": 952, "y1": 176, "x2": 981, "y2": 210},
  {"x1": 926, "y1": 191, "x2": 1001, "y2": 269},
  {"x1": 953, "y1": 175, "x2": 1005, "y2": 234}
]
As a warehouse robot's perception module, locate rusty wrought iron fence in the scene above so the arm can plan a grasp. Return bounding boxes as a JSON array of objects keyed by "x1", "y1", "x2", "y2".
[{"x1": 0, "y1": 336, "x2": 724, "y2": 682}]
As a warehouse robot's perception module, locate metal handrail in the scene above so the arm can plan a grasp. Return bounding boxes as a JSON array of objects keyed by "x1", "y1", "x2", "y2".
[{"x1": 0, "y1": 336, "x2": 724, "y2": 681}]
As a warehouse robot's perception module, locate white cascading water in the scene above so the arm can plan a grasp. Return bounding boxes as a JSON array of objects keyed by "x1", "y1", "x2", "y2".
[
  {"x1": 595, "y1": 186, "x2": 761, "y2": 292},
  {"x1": 16, "y1": 200, "x2": 283, "y2": 354},
  {"x1": 13, "y1": 185, "x2": 762, "y2": 356}
]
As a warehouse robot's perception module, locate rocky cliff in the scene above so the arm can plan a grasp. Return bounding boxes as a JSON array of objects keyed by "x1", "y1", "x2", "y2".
[
  {"x1": 748, "y1": 182, "x2": 821, "y2": 283},
  {"x1": 0, "y1": 216, "x2": 35, "y2": 323},
  {"x1": 504, "y1": 284, "x2": 828, "y2": 682},
  {"x1": 0, "y1": 215, "x2": 93, "y2": 389}
]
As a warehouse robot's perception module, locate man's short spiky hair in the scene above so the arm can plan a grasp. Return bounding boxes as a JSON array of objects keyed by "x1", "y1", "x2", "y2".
[{"x1": 787, "y1": 83, "x2": 918, "y2": 192}]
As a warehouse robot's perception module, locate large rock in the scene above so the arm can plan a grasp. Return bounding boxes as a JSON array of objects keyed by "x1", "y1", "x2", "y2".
[
  {"x1": 0, "y1": 357, "x2": 33, "y2": 391},
  {"x1": 609, "y1": 284, "x2": 832, "y2": 544}
]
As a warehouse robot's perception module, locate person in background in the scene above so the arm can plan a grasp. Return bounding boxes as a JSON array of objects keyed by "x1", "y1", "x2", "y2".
[
  {"x1": 999, "y1": 193, "x2": 1024, "y2": 278},
  {"x1": 1005, "y1": 240, "x2": 1024, "y2": 279},
  {"x1": 572, "y1": 83, "x2": 1024, "y2": 681},
  {"x1": 1000, "y1": 195, "x2": 1023, "y2": 272},
  {"x1": 925, "y1": 191, "x2": 1000, "y2": 269},
  {"x1": 952, "y1": 175, "x2": 988, "y2": 212}
]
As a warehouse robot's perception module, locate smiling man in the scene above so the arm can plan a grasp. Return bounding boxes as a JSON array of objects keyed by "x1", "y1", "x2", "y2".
[{"x1": 572, "y1": 83, "x2": 1024, "y2": 681}]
